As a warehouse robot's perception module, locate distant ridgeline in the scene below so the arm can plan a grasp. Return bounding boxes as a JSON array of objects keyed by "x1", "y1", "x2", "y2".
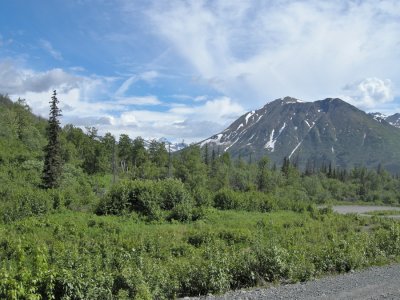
[{"x1": 199, "y1": 97, "x2": 400, "y2": 174}]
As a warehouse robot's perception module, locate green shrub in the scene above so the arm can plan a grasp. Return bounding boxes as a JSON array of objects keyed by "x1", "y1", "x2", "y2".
[
  {"x1": 0, "y1": 188, "x2": 52, "y2": 223},
  {"x1": 160, "y1": 178, "x2": 193, "y2": 210},
  {"x1": 192, "y1": 186, "x2": 212, "y2": 207},
  {"x1": 253, "y1": 244, "x2": 290, "y2": 282},
  {"x1": 97, "y1": 179, "x2": 195, "y2": 221},
  {"x1": 214, "y1": 189, "x2": 239, "y2": 210}
]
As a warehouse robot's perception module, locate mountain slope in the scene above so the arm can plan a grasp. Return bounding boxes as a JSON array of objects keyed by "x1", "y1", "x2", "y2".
[{"x1": 200, "y1": 97, "x2": 400, "y2": 172}]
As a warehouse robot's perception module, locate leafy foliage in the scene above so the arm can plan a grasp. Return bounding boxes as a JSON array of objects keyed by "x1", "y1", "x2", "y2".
[{"x1": 0, "y1": 211, "x2": 399, "y2": 298}]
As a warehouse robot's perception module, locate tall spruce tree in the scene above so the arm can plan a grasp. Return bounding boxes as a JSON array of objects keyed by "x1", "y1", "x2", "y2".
[{"x1": 42, "y1": 90, "x2": 62, "y2": 188}]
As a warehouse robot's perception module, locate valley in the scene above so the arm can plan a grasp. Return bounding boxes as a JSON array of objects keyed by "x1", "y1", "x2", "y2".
[{"x1": 1, "y1": 93, "x2": 400, "y2": 298}]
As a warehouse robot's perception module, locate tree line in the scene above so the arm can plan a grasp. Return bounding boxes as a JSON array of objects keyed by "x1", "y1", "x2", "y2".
[{"x1": 0, "y1": 92, "x2": 399, "y2": 224}]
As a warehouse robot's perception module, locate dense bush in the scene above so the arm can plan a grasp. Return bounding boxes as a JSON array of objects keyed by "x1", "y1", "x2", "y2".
[
  {"x1": 97, "y1": 178, "x2": 195, "y2": 221},
  {"x1": 0, "y1": 187, "x2": 52, "y2": 223}
]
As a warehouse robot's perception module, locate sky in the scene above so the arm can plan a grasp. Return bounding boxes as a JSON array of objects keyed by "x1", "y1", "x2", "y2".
[{"x1": 1, "y1": 0, "x2": 400, "y2": 143}]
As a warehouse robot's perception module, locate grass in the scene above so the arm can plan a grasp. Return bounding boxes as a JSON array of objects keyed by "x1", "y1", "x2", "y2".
[{"x1": 365, "y1": 209, "x2": 400, "y2": 216}]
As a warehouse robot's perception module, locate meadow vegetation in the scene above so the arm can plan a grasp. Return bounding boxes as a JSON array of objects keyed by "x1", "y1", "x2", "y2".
[{"x1": 0, "y1": 94, "x2": 400, "y2": 299}]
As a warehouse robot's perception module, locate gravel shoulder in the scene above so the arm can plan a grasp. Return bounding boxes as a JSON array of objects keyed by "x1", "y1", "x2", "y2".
[{"x1": 185, "y1": 264, "x2": 400, "y2": 300}]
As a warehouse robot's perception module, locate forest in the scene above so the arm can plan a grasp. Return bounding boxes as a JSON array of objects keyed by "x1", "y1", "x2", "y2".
[{"x1": 0, "y1": 93, "x2": 399, "y2": 299}]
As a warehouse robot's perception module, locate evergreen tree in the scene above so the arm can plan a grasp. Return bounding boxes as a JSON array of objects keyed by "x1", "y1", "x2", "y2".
[
  {"x1": 211, "y1": 147, "x2": 216, "y2": 164},
  {"x1": 204, "y1": 143, "x2": 209, "y2": 165},
  {"x1": 281, "y1": 156, "x2": 290, "y2": 177},
  {"x1": 257, "y1": 156, "x2": 269, "y2": 191},
  {"x1": 42, "y1": 90, "x2": 62, "y2": 188}
]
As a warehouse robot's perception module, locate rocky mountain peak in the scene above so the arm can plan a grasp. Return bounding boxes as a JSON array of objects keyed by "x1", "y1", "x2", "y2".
[{"x1": 199, "y1": 97, "x2": 400, "y2": 173}]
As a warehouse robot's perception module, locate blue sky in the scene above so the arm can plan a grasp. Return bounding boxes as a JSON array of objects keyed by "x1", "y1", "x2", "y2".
[{"x1": 1, "y1": 0, "x2": 400, "y2": 142}]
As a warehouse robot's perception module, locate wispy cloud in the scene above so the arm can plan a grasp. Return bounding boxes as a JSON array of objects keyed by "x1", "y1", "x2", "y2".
[
  {"x1": 116, "y1": 95, "x2": 161, "y2": 106},
  {"x1": 39, "y1": 39, "x2": 63, "y2": 60},
  {"x1": 146, "y1": 0, "x2": 400, "y2": 107},
  {"x1": 115, "y1": 70, "x2": 159, "y2": 96}
]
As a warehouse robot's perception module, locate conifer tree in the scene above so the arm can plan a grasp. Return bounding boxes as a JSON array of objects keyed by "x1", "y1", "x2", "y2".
[
  {"x1": 42, "y1": 90, "x2": 62, "y2": 188},
  {"x1": 204, "y1": 143, "x2": 209, "y2": 165},
  {"x1": 281, "y1": 156, "x2": 290, "y2": 177}
]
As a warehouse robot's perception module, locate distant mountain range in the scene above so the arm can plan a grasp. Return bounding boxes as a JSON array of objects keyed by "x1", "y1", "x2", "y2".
[
  {"x1": 155, "y1": 138, "x2": 188, "y2": 152},
  {"x1": 369, "y1": 112, "x2": 400, "y2": 128},
  {"x1": 199, "y1": 97, "x2": 400, "y2": 173}
]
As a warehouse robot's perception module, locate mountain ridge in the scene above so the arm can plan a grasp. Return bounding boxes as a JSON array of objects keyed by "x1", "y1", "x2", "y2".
[{"x1": 199, "y1": 97, "x2": 400, "y2": 173}]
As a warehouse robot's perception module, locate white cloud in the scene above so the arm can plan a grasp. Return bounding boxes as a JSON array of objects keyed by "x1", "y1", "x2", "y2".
[
  {"x1": 140, "y1": 70, "x2": 159, "y2": 82},
  {"x1": 0, "y1": 60, "x2": 120, "y2": 124},
  {"x1": 115, "y1": 71, "x2": 159, "y2": 96},
  {"x1": 0, "y1": 60, "x2": 79, "y2": 94},
  {"x1": 0, "y1": 59, "x2": 243, "y2": 142},
  {"x1": 194, "y1": 95, "x2": 208, "y2": 102},
  {"x1": 194, "y1": 96, "x2": 245, "y2": 121},
  {"x1": 116, "y1": 95, "x2": 162, "y2": 106},
  {"x1": 39, "y1": 39, "x2": 63, "y2": 60},
  {"x1": 146, "y1": 0, "x2": 400, "y2": 107},
  {"x1": 105, "y1": 97, "x2": 245, "y2": 142},
  {"x1": 343, "y1": 77, "x2": 394, "y2": 109}
]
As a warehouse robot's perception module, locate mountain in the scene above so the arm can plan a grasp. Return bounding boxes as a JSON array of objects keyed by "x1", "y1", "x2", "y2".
[
  {"x1": 200, "y1": 96, "x2": 400, "y2": 173},
  {"x1": 369, "y1": 112, "x2": 400, "y2": 129},
  {"x1": 155, "y1": 137, "x2": 188, "y2": 152}
]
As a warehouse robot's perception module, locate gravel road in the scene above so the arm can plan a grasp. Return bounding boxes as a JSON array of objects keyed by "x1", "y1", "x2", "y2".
[
  {"x1": 185, "y1": 264, "x2": 400, "y2": 300},
  {"x1": 332, "y1": 205, "x2": 400, "y2": 219},
  {"x1": 332, "y1": 205, "x2": 400, "y2": 214}
]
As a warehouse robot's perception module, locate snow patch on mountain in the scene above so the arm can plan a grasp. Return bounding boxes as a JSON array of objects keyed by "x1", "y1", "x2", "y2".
[
  {"x1": 265, "y1": 129, "x2": 276, "y2": 151},
  {"x1": 289, "y1": 141, "x2": 302, "y2": 159},
  {"x1": 255, "y1": 114, "x2": 263, "y2": 124},
  {"x1": 200, "y1": 133, "x2": 224, "y2": 147},
  {"x1": 279, "y1": 122, "x2": 286, "y2": 135},
  {"x1": 289, "y1": 119, "x2": 317, "y2": 158},
  {"x1": 245, "y1": 111, "x2": 255, "y2": 124},
  {"x1": 264, "y1": 123, "x2": 286, "y2": 152}
]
